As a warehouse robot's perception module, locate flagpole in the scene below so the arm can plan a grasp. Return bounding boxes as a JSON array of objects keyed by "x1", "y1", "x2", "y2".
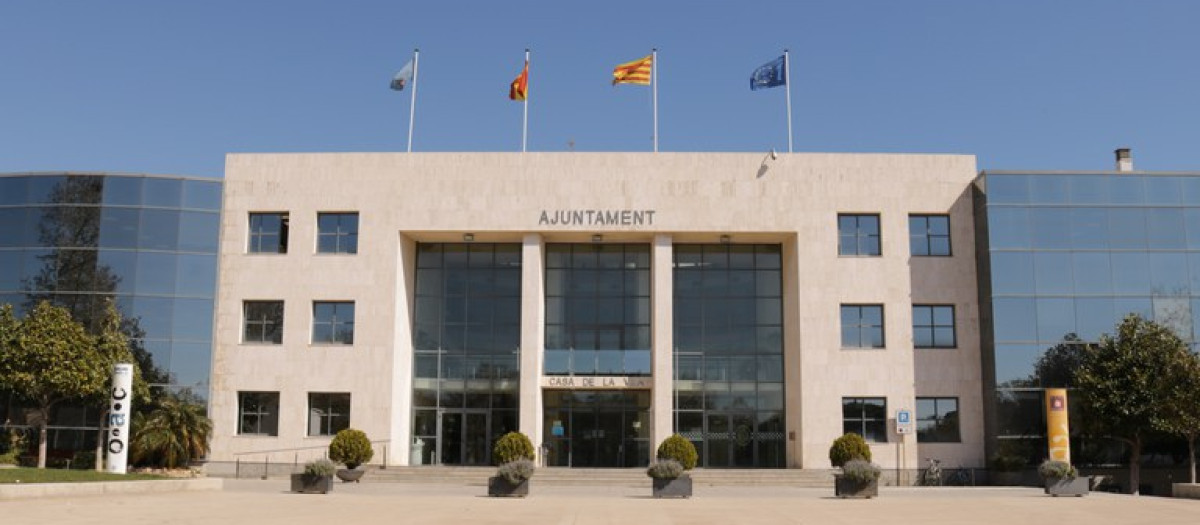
[
  {"x1": 784, "y1": 49, "x2": 793, "y2": 154},
  {"x1": 407, "y1": 48, "x2": 420, "y2": 153},
  {"x1": 522, "y1": 48, "x2": 530, "y2": 153},
  {"x1": 652, "y1": 48, "x2": 658, "y2": 153}
]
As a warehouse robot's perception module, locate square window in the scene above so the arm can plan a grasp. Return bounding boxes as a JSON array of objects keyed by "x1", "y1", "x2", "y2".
[
  {"x1": 917, "y1": 397, "x2": 960, "y2": 443},
  {"x1": 313, "y1": 301, "x2": 355, "y2": 345},
  {"x1": 913, "y1": 305, "x2": 956, "y2": 348},
  {"x1": 317, "y1": 212, "x2": 359, "y2": 254},
  {"x1": 238, "y1": 391, "x2": 279, "y2": 436},
  {"x1": 243, "y1": 301, "x2": 283, "y2": 344},
  {"x1": 838, "y1": 214, "x2": 881, "y2": 256},
  {"x1": 248, "y1": 212, "x2": 289, "y2": 254},
  {"x1": 841, "y1": 304, "x2": 885, "y2": 348},
  {"x1": 842, "y1": 397, "x2": 887, "y2": 443},
  {"x1": 909, "y1": 214, "x2": 951, "y2": 256},
  {"x1": 308, "y1": 392, "x2": 351, "y2": 436}
]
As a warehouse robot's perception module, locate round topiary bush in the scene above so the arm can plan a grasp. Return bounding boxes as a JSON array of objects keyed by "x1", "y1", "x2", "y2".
[
  {"x1": 656, "y1": 434, "x2": 698, "y2": 470},
  {"x1": 493, "y1": 432, "x2": 535, "y2": 465},
  {"x1": 328, "y1": 428, "x2": 374, "y2": 469},
  {"x1": 828, "y1": 433, "x2": 871, "y2": 467}
]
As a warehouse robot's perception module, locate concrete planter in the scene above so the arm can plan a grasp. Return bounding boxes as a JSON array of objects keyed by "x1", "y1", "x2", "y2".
[
  {"x1": 336, "y1": 468, "x2": 366, "y2": 483},
  {"x1": 1044, "y1": 477, "x2": 1089, "y2": 497},
  {"x1": 651, "y1": 475, "x2": 692, "y2": 498},
  {"x1": 290, "y1": 474, "x2": 333, "y2": 494},
  {"x1": 488, "y1": 476, "x2": 529, "y2": 497},
  {"x1": 835, "y1": 475, "x2": 879, "y2": 499},
  {"x1": 1172, "y1": 483, "x2": 1200, "y2": 499}
]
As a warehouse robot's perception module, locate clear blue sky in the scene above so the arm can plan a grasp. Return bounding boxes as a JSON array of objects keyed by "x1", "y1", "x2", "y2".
[{"x1": 1, "y1": 0, "x2": 1197, "y2": 178}]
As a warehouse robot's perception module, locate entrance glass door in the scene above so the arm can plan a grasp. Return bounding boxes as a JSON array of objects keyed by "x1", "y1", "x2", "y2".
[
  {"x1": 542, "y1": 390, "x2": 650, "y2": 467},
  {"x1": 439, "y1": 410, "x2": 490, "y2": 465},
  {"x1": 705, "y1": 412, "x2": 757, "y2": 468}
]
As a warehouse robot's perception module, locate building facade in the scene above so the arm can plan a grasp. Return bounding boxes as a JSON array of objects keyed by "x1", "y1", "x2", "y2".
[
  {"x1": 977, "y1": 158, "x2": 1200, "y2": 464},
  {"x1": 0, "y1": 172, "x2": 222, "y2": 455},
  {"x1": 208, "y1": 153, "x2": 985, "y2": 470}
]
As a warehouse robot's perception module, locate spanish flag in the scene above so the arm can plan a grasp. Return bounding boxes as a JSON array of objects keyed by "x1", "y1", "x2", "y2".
[
  {"x1": 509, "y1": 61, "x2": 529, "y2": 101},
  {"x1": 612, "y1": 54, "x2": 653, "y2": 85}
]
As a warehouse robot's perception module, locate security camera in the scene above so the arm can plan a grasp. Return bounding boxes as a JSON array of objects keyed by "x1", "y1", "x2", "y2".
[{"x1": 769, "y1": 149, "x2": 778, "y2": 160}]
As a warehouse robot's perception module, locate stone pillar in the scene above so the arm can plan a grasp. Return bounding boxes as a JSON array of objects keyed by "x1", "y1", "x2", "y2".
[
  {"x1": 651, "y1": 234, "x2": 674, "y2": 452},
  {"x1": 519, "y1": 234, "x2": 545, "y2": 453},
  {"x1": 390, "y1": 234, "x2": 417, "y2": 465}
]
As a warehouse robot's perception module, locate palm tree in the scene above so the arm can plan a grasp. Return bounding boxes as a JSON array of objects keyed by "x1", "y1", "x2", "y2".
[{"x1": 130, "y1": 394, "x2": 212, "y2": 469}]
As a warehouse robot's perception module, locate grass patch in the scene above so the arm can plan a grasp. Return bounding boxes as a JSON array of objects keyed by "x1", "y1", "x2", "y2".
[{"x1": 0, "y1": 467, "x2": 164, "y2": 484}]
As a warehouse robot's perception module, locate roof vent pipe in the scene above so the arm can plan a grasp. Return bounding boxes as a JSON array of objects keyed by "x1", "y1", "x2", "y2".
[{"x1": 1115, "y1": 148, "x2": 1133, "y2": 172}]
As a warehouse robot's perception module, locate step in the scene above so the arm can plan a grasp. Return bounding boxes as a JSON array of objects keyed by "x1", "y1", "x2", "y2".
[{"x1": 356, "y1": 467, "x2": 835, "y2": 487}]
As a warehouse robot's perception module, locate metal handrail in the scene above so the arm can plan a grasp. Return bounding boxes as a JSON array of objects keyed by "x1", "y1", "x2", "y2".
[{"x1": 230, "y1": 439, "x2": 392, "y2": 479}]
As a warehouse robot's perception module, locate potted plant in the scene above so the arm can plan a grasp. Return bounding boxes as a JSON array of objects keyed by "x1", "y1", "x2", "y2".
[
  {"x1": 829, "y1": 433, "x2": 878, "y2": 498},
  {"x1": 291, "y1": 458, "x2": 336, "y2": 494},
  {"x1": 1039, "y1": 460, "x2": 1088, "y2": 497},
  {"x1": 649, "y1": 434, "x2": 698, "y2": 498},
  {"x1": 488, "y1": 431, "x2": 535, "y2": 497},
  {"x1": 836, "y1": 459, "x2": 882, "y2": 498},
  {"x1": 329, "y1": 428, "x2": 374, "y2": 483}
]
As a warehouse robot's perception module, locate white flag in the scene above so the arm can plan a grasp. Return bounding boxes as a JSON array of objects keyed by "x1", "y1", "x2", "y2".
[{"x1": 390, "y1": 60, "x2": 414, "y2": 91}]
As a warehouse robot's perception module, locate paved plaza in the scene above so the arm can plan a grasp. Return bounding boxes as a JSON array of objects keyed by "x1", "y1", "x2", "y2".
[{"x1": 2, "y1": 480, "x2": 1198, "y2": 525}]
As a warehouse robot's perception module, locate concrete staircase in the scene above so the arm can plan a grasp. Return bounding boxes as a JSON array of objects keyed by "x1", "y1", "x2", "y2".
[{"x1": 357, "y1": 466, "x2": 835, "y2": 487}]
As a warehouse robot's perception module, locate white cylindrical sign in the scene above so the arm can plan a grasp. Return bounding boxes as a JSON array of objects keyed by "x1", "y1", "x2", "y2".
[{"x1": 105, "y1": 363, "x2": 134, "y2": 474}]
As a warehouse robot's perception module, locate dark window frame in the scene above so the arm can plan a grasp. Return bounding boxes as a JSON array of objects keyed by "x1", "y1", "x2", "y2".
[
  {"x1": 916, "y1": 397, "x2": 961, "y2": 443},
  {"x1": 312, "y1": 301, "x2": 355, "y2": 345},
  {"x1": 238, "y1": 391, "x2": 280, "y2": 436},
  {"x1": 243, "y1": 300, "x2": 284, "y2": 344},
  {"x1": 912, "y1": 304, "x2": 956, "y2": 349},
  {"x1": 841, "y1": 304, "x2": 885, "y2": 349},
  {"x1": 307, "y1": 392, "x2": 351, "y2": 436},
  {"x1": 909, "y1": 214, "x2": 952, "y2": 256},
  {"x1": 842, "y1": 396, "x2": 888, "y2": 443},
  {"x1": 838, "y1": 214, "x2": 881, "y2": 256},
  {"x1": 248, "y1": 212, "x2": 289, "y2": 254},
  {"x1": 317, "y1": 212, "x2": 359, "y2": 254}
]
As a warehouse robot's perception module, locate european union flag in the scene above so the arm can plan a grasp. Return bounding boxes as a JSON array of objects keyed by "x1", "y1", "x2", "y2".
[{"x1": 750, "y1": 55, "x2": 786, "y2": 91}]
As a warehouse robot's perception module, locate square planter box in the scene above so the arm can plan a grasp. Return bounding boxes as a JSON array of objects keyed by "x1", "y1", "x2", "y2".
[
  {"x1": 834, "y1": 476, "x2": 879, "y2": 499},
  {"x1": 1044, "y1": 477, "x2": 1089, "y2": 497},
  {"x1": 652, "y1": 475, "x2": 693, "y2": 498},
  {"x1": 488, "y1": 476, "x2": 530, "y2": 497},
  {"x1": 290, "y1": 474, "x2": 334, "y2": 494}
]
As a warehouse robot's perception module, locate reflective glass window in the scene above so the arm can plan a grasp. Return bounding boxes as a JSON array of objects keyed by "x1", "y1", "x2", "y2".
[
  {"x1": 307, "y1": 393, "x2": 351, "y2": 436},
  {"x1": 916, "y1": 397, "x2": 960, "y2": 443},
  {"x1": 25, "y1": 176, "x2": 65, "y2": 204},
  {"x1": 549, "y1": 244, "x2": 649, "y2": 374},
  {"x1": 1146, "y1": 208, "x2": 1186, "y2": 249},
  {"x1": 987, "y1": 208, "x2": 1030, "y2": 249},
  {"x1": 838, "y1": 214, "x2": 881, "y2": 256},
  {"x1": 142, "y1": 178, "x2": 182, "y2": 207},
  {"x1": 1109, "y1": 176, "x2": 1144, "y2": 205},
  {"x1": 1113, "y1": 297, "x2": 1153, "y2": 321},
  {"x1": 0, "y1": 177, "x2": 29, "y2": 205},
  {"x1": 178, "y1": 212, "x2": 220, "y2": 253},
  {"x1": 1068, "y1": 176, "x2": 1109, "y2": 204},
  {"x1": 0, "y1": 208, "x2": 31, "y2": 247},
  {"x1": 1068, "y1": 208, "x2": 1109, "y2": 249},
  {"x1": 99, "y1": 208, "x2": 140, "y2": 249},
  {"x1": 1183, "y1": 178, "x2": 1200, "y2": 204},
  {"x1": 1149, "y1": 253, "x2": 1189, "y2": 294},
  {"x1": 913, "y1": 305, "x2": 955, "y2": 348},
  {"x1": 1030, "y1": 209, "x2": 1070, "y2": 249},
  {"x1": 1153, "y1": 296, "x2": 1192, "y2": 341},
  {"x1": 248, "y1": 212, "x2": 289, "y2": 254},
  {"x1": 101, "y1": 177, "x2": 142, "y2": 206},
  {"x1": 34, "y1": 206, "x2": 100, "y2": 248},
  {"x1": 1036, "y1": 298, "x2": 1075, "y2": 342},
  {"x1": 244, "y1": 301, "x2": 283, "y2": 344},
  {"x1": 841, "y1": 304, "x2": 884, "y2": 348},
  {"x1": 0, "y1": 250, "x2": 21, "y2": 291},
  {"x1": 317, "y1": 212, "x2": 359, "y2": 254},
  {"x1": 1033, "y1": 252, "x2": 1073, "y2": 295},
  {"x1": 1110, "y1": 253, "x2": 1151, "y2": 294},
  {"x1": 138, "y1": 209, "x2": 180, "y2": 251},
  {"x1": 985, "y1": 175, "x2": 1029, "y2": 204},
  {"x1": 990, "y1": 252, "x2": 1034, "y2": 295},
  {"x1": 131, "y1": 296, "x2": 174, "y2": 339},
  {"x1": 1190, "y1": 253, "x2": 1200, "y2": 294},
  {"x1": 1185, "y1": 210, "x2": 1200, "y2": 249},
  {"x1": 1074, "y1": 298, "x2": 1115, "y2": 341},
  {"x1": 993, "y1": 345, "x2": 1043, "y2": 387},
  {"x1": 1145, "y1": 176, "x2": 1183, "y2": 205},
  {"x1": 238, "y1": 391, "x2": 280, "y2": 436},
  {"x1": 1071, "y1": 253, "x2": 1112, "y2": 294},
  {"x1": 842, "y1": 397, "x2": 887, "y2": 443},
  {"x1": 182, "y1": 180, "x2": 222, "y2": 210},
  {"x1": 170, "y1": 342, "x2": 211, "y2": 397},
  {"x1": 313, "y1": 301, "x2": 355, "y2": 345},
  {"x1": 993, "y1": 298, "x2": 1036, "y2": 342},
  {"x1": 96, "y1": 249, "x2": 137, "y2": 294},
  {"x1": 135, "y1": 252, "x2": 177, "y2": 295},
  {"x1": 909, "y1": 215, "x2": 951, "y2": 256},
  {"x1": 172, "y1": 298, "x2": 214, "y2": 341},
  {"x1": 1029, "y1": 176, "x2": 1069, "y2": 204}
]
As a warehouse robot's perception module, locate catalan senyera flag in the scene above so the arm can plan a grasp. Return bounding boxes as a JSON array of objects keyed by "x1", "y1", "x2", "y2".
[
  {"x1": 612, "y1": 54, "x2": 653, "y2": 85},
  {"x1": 509, "y1": 61, "x2": 529, "y2": 101}
]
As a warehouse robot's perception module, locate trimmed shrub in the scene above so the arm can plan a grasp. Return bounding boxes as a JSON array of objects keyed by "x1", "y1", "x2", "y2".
[
  {"x1": 656, "y1": 434, "x2": 698, "y2": 470},
  {"x1": 493, "y1": 432, "x2": 535, "y2": 465},
  {"x1": 498, "y1": 459, "x2": 535, "y2": 483},
  {"x1": 829, "y1": 433, "x2": 871, "y2": 467},
  {"x1": 1037, "y1": 460, "x2": 1077, "y2": 481},
  {"x1": 304, "y1": 458, "x2": 336, "y2": 477},
  {"x1": 329, "y1": 428, "x2": 374, "y2": 469},
  {"x1": 646, "y1": 459, "x2": 685, "y2": 479},
  {"x1": 841, "y1": 459, "x2": 882, "y2": 483}
]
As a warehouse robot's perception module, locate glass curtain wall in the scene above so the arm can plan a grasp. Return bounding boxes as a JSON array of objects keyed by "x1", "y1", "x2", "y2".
[
  {"x1": 0, "y1": 174, "x2": 220, "y2": 459},
  {"x1": 411, "y1": 243, "x2": 521, "y2": 465},
  {"x1": 984, "y1": 173, "x2": 1200, "y2": 464},
  {"x1": 544, "y1": 244, "x2": 651, "y2": 376},
  {"x1": 673, "y1": 244, "x2": 785, "y2": 468}
]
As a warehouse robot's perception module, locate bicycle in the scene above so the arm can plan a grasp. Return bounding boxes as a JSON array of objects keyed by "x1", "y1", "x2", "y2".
[
  {"x1": 920, "y1": 457, "x2": 943, "y2": 486},
  {"x1": 945, "y1": 465, "x2": 974, "y2": 486}
]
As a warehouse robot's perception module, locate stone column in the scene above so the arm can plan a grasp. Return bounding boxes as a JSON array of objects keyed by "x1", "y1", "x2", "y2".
[
  {"x1": 518, "y1": 234, "x2": 545, "y2": 453},
  {"x1": 650, "y1": 234, "x2": 674, "y2": 451}
]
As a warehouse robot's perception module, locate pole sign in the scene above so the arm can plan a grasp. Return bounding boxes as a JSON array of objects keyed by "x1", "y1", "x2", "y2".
[
  {"x1": 896, "y1": 409, "x2": 914, "y2": 434},
  {"x1": 105, "y1": 363, "x2": 134, "y2": 474},
  {"x1": 1045, "y1": 388, "x2": 1071, "y2": 463}
]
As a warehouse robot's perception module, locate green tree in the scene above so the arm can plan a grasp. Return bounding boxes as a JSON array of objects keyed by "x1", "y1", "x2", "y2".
[
  {"x1": 129, "y1": 392, "x2": 212, "y2": 469},
  {"x1": 1074, "y1": 314, "x2": 1193, "y2": 495},
  {"x1": 1155, "y1": 350, "x2": 1200, "y2": 483},
  {"x1": 0, "y1": 302, "x2": 110, "y2": 468}
]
